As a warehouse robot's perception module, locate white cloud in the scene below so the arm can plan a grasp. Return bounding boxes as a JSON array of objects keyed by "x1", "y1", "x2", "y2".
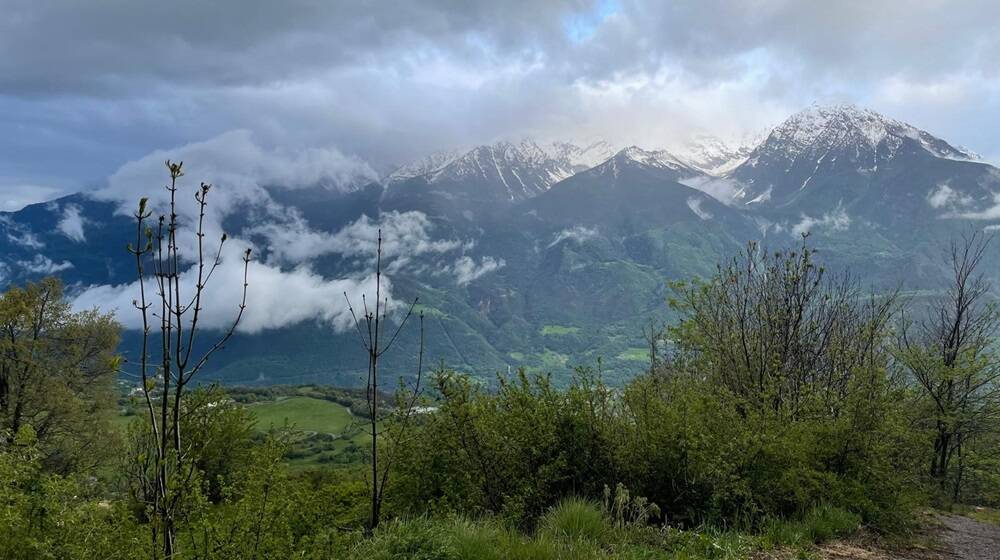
[
  {"x1": 57, "y1": 204, "x2": 87, "y2": 242},
  {"x1": 678, "y1": 176, "x2": 746, "y2": 204},
  {"x1": 1, "y1": 216, "x2": 45, "y2": 249},
  {"x1": 0, "y1": 184, "x2": 68, "y2": 212},
  {"x1": 249, "y1": 209, "x2": 468, "y2": 273},
  {"x1": 17, "y1": 254, "x2": 73, "y2": 274},
  {"x1": 72, "y1": 241, "x2": 388, "y2": 335},
  {"x1": 791, "y1": 207, "x2": 851, "y2": 236},
  {"x1": 548, "y1": 226, "x2": 599, "y2": 248},
  {"x1": 69, "y1": 132, "x2": 397, "y2": 333},
  {"x1": 94, "y1": 130, "x2": 378, "y2": 255},
  {"x1": 686, "y1": 197, "x2": 713, "y2": 220},
  {"x1": 928, "y1": 182, "x2": 973, "y2": 209},
  {"x1": 946, "y1": 192, "x2": 1000, "y2": 220},
  {"x1": 7, "y1": 231, "x2": 43, "y2": 249},
  {"x1": 324, "y1": 211, "x2": 467, "y2": 272},
  {"x1": 446, "y1": 256, "x2": 505, "y2": 286}
]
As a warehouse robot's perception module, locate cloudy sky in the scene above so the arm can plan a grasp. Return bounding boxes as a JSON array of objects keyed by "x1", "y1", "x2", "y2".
[{"x1": 3, "y1": 0, "x2": 1000, "y2": 211}]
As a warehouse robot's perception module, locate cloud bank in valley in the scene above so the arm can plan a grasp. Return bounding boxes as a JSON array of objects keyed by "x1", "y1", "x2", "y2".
[{"x1": 70, "y1": 132, "x2": 501, "y2": 333}]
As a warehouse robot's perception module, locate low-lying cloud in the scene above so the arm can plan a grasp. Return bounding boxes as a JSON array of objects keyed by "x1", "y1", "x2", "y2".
[
  {"x1": 686, "y1": 197, "x2": 713, "y2": 220},
  {"x1": 2, "y1": 216, "x2": 44, "y2": 249},
  {"x1": 928, "y1": 182, "x2": 974, "y2": 210},
  {"x1": 56, "y1": 203, "x2": 87, "y2": 242},
  {"x1": 72, "y1": 241, "x2": 386, "y2": 335},
  {"x1": 447, "y1": 256, "x2": 505, "y2": 286},
  {"x1": 548, "y1": 226, "x2": 599, "y2": 248},
  {"x1": 791, "y1": 207, "x2": 851, "y2": 236},
  {"x1": 70, "y1": 133, "x2": 501, "y2": 332}
]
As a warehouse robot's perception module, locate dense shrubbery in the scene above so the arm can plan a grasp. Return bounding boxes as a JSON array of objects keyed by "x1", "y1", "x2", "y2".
[
  {"x1": 2, "y1": 240, "x2": 999, "y2": 558},
  {"x1": 388, "y1": 365, "x2": 921, "y2": 534},
  {"x1": 388, "y1": 243, "x2": 925, "y2": 533}
]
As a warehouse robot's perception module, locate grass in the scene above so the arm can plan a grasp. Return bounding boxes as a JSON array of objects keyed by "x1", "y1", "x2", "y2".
[
  {"x1": 248, "y1": 396, "x2": 371, "y2": 469},
  {"x1": 250, "y1": 396, "x2": 354, "y2": 434},
  {"x1": 344, "y1": 501, "x2": 866, "y2": 560},
  {"x1": 953, "y1": 504, "x2": 1000, "y2": 526},
  {"x1": 616, "y1": 347, "x2": 649, "y2": 362},
  {"x1": 523, "y1": 349, "x2": 571, "y2": 373},
  {"x1": 541, "y1": 325, "x2": 581, "y2": 336},
  {"x1": 413, "y1": 303, "x2": 449, "y2": 318},
  {"x1": 537, "y1": 499, "x2": 610, "y2": 543},
  {"x1": 759, "y1": 504, "x2": 861, "y2": 552}
]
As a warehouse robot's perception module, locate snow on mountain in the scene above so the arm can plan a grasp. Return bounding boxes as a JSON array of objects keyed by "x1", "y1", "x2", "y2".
[
  {"x1": 727, "y1": 104, "x2": 992, "y2": 215},
  {"x1": 383, "y1": 149, "x2": 464, "y2": 185},
  {"x1": 384, "y1": 138, "x2": 618, "y2": 201},
  {"x1": 548, "y1": 139, "x2": 618, "y2": 170},
  {"x1": 675, "y1": 134, "x2": 759, "y2": 176},
  {"x1": 587, "y1": 146, "x2": 705, "y2": 181},
  {"x1": 741, "y1": 104, "x2": 977, "y2": 173}
]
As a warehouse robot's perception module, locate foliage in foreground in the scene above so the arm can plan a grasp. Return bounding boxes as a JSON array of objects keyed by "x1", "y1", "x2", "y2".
[
  {"x1": 1, "y1": 427, "x2": 861, "y2": 560},
  {"x1": 2, "y1": 238, "x2": 999, "y2": 558},
  {"x1": 389, "y1": 243, "x2": 927, "y2": 533}
]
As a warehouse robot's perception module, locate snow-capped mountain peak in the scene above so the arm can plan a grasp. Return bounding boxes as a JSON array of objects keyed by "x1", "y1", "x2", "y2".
[
  {"x1": 385, "y1": 137, "x2": 618, "y2": 201},
  {"x1": 384, "y1": 149, "x2": 464, "y2": 185},
  {"x1": 675, "y1": 134, "x2": 760, "y2": 176},
  {"x1": 583, "y1": 145, "x2": 705, "y2": 183},
  {"x1": 725, "y1": 104, "x2": 991, "y2": 212},
  {"x1": 615, "y1": 146, "x2": 698, "y2": 173},
  {"x1": 753, "y1": 103, "x2": 977, "y2": 165},
  {"x1": 549, "y1": 139, "x2": 618, "y2": 169}
]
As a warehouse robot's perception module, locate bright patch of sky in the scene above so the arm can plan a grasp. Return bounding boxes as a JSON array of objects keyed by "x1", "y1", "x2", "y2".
[{"x1": 564, "y1": 0, "x2": 619, "y2": 43}]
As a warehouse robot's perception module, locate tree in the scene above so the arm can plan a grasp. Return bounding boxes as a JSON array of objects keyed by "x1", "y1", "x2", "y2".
[
  {"x1": 899, "y1": 231, "x2": 1000, "y2": 500},
  {"x1": 0, "y1": 277, "x2": 120, "y2": 473},
  {"x1": 668, "y1": 237, "x2": 897, "y2": 419},
  {"x1": 343, "y1": 229, "x2": 424, "y2": 531},
  {"x1": 129, "y1": 161, "x2": 251, "y2": 559}
]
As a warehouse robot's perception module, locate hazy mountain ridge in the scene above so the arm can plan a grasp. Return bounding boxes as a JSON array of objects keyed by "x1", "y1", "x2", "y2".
[{"x1": 4, "y1": 104, "x2": 1000, "y2": 384}]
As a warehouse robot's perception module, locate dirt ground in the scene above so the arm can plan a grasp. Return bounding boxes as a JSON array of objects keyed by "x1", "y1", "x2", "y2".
[{"x1": 813, "y1": 513, "x2": 1000, "y2": 560}]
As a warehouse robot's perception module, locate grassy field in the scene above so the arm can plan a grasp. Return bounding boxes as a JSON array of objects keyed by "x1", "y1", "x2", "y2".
[
  {"x1": 249, "y1": 396, "x2": 355, "y2": 434},
  {"x1": 249, "y1": 396, "x2": 370, "y2": 469},
  {"x1": 616, "y1": 347, "x2": 649, "y2": 362},
  {"x1": 116, "y1": 394, "x2": 371, "y2": 469}
]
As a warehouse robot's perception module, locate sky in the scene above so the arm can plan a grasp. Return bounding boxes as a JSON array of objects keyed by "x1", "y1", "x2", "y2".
[{"x1": 3, "y1": 0, "x2": 1000, "y2": 211}]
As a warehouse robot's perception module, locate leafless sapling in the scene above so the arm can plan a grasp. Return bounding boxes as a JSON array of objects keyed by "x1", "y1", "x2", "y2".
[
  {"x1": 344, "y1": 228, "x2": 425, "y2": 532},
  {"x1": 128, "y1": 160, "x2": 251, "y2": 559}
]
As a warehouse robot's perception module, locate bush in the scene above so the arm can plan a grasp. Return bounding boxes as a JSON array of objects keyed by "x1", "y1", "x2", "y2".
[
  {"x1": 351, "y1": 517, "x2": 459, "y2": 560},
  {"x1": 537, "y1": 499, "x2": 610, "y2": 543},
  {"x1": 761, "y1": 505, "x2": 860, "y2": 549}
]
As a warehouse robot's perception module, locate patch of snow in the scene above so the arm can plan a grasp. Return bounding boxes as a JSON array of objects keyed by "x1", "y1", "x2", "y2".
[
  {"x1": 746, "y1": 186, "x2": 772, "y2": 205},
  {"x1": 674, "y1": 133, "x2": 761, "y2": 176}
]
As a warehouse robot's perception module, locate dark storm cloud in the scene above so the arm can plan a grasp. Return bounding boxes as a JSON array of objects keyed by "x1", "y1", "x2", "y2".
[
  {"x1": 0, "y1": 0, "x2": 584, "y2": 95},
  {"x1": 4, "y1": 0, "x2": 1000, "y2": 208}
]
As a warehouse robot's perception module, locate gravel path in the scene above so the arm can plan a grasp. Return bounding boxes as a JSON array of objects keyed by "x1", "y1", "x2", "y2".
[{"x1": 937, "y1": 514, "x2": 1000, "y2": 560}]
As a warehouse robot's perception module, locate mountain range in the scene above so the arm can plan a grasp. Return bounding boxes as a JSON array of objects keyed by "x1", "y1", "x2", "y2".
[{"x1": 3, "y1": 104, "x2": 999, "y2": 386}]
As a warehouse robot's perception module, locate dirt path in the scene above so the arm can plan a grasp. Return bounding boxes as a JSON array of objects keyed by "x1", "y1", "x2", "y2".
[
  {"x1": 936, "y1": 514, "x2": 1000, "y2": 559},
  {"x1": 811, "y1": 514, "x2": 1000, "y2": 560}
]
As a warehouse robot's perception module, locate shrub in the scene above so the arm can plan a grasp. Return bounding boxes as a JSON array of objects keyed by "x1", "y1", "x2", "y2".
[{"x1": 537, "y1": 499, "x2": 610, "y2": 543}]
